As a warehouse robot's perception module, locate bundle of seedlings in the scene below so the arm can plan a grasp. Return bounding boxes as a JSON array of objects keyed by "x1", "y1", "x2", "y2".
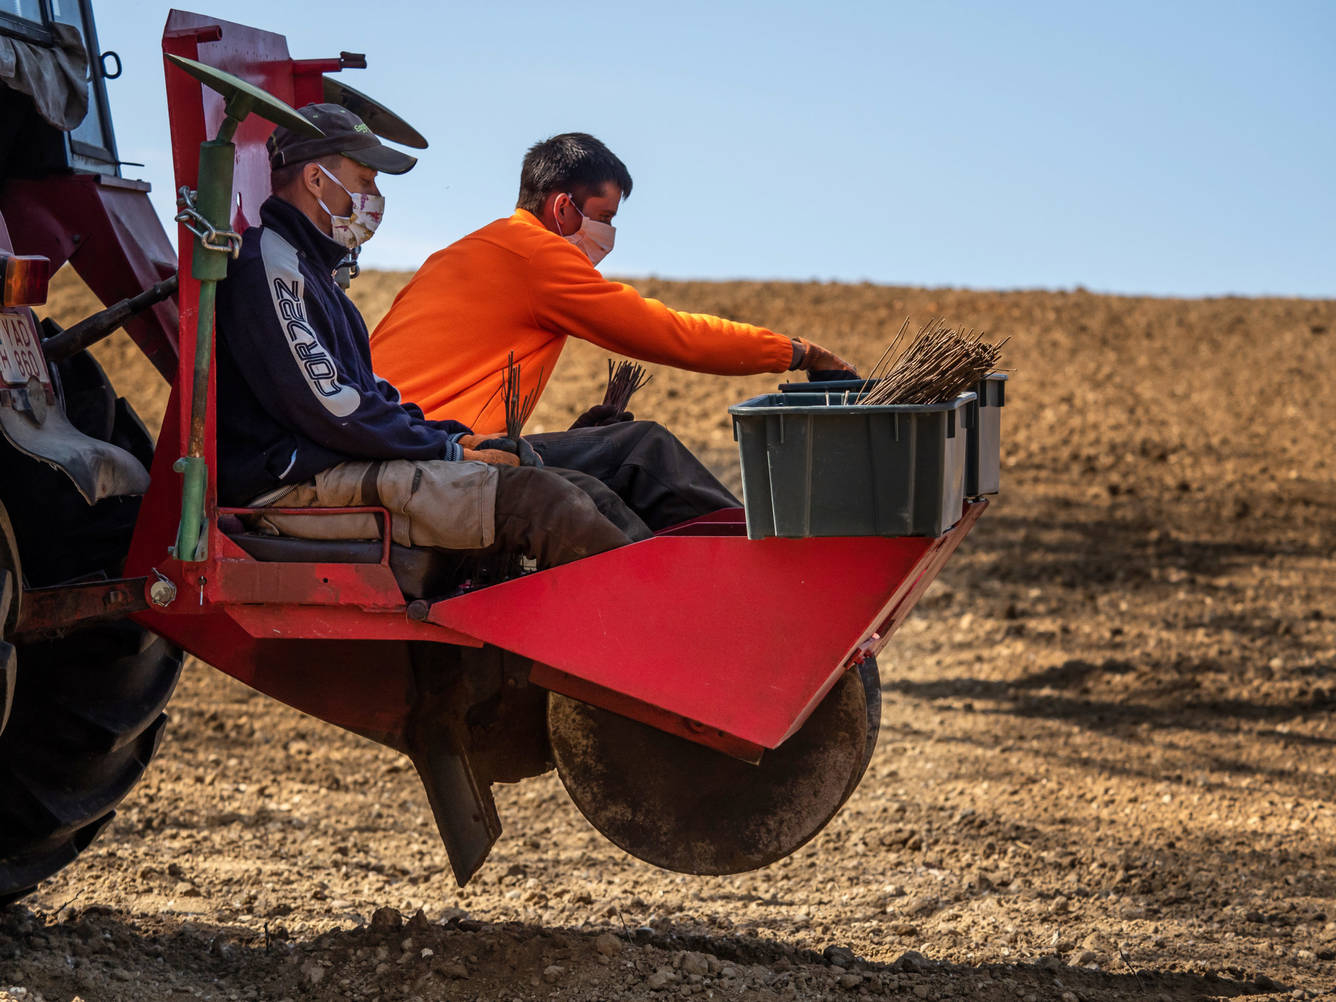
[
  {"x1": 502, "y1": 351, "x2": 542, "y2": 439},
  {"x1": 602, "y1": 359, "x2": 652, "y2": 413},
  {"x1": 859, "y1": 318, "x2": 1005, "y2": 406}
]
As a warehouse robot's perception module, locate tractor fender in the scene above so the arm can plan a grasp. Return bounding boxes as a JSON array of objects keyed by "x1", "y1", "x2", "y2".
[{"x1": 0, "y1": 388, "x2": 149, "y2": 503}]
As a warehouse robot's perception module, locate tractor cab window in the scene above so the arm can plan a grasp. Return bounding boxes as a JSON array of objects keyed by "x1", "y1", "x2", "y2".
[
  {"x1": 0, "y1": 0, "x2": 50, "y2": 42},
  {"x1": 0, "y1": 0, "x2": 120, "y2": 175},
  {"x1": 47, "y1": 0, "x2": 118, "y2": 172},
  {"x1": 4, "y1": 0, "x2": 44, "y2": 23}
]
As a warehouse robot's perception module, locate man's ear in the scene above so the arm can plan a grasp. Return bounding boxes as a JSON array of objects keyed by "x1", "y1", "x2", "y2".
[
  {"x1": 543, "y1": 190, "x2": 569, "y2": 233},
  {"x1": 302, "y1": 162, "x2": 325, "y2": 200}
]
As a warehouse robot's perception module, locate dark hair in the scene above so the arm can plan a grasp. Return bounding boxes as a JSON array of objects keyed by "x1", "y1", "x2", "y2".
[
  {"x1": 270, "y1": 153, "x2": 343, "y2": 197},
  {"x1": 516, "y1": 133, "x2": 632, "y2": 214}
]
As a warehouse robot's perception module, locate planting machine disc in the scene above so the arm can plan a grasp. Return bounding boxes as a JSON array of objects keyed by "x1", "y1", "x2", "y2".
[
  {"x1": 164, "y1": 54, "x2": 321, "y2": 136},
  {"x1": 548, "y1": 661, "x2": 879, "y2": 874},
  {"x1": 322, "y1": 77, "x2": 428, "y2": 149}
]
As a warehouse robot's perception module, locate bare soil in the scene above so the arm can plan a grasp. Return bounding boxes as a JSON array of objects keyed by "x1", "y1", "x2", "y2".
[{"x1": 2, "y1": 271, "x2": 1333, "y2": 1002}]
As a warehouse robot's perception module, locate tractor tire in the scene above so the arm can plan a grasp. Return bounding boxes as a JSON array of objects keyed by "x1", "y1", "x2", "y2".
[
  {"x1": 0, "y1": 502, "x2": 20, "y2": 737},
  {"x1": 0, "y1": 346, "x2": 184, "y2": 903},
  {"x1": 0, "y1": 615, "x2": 183, "y2": 905}
]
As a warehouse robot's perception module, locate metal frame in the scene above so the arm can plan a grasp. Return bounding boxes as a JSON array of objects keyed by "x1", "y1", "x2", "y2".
[
  {"x1": 63, "y1": 0, "x2": 120, "y2": 172},
  {"x1": 0, "y1": 3, "x2": 54, "y2": 47}
]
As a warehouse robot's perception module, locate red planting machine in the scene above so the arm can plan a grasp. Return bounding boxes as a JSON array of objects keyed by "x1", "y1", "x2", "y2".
[{"x1": 0, "y1": 7, "x2": 997, "y2": 902}]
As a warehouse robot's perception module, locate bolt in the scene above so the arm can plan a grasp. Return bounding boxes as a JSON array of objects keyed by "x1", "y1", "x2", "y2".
[
  {"x1": 104, "y1": 588, "x2": 127, "y2": 607},
  {"x1": 149, "y1": 579, "x2": 177, "y2": 608}
]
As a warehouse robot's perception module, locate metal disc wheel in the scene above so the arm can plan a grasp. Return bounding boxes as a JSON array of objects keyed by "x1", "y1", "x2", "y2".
[{"x1": 548, "y1": 657, "x2": 881, "y2": 875}]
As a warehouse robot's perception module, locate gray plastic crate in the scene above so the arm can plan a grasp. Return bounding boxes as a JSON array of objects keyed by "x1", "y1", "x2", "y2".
[
  {"x1": 964, "y1": 372, "x2": 1007, "y2": 496},
  {"x1": 727, "y1": 392, "x2": 974, "y2": 539},
  {"x1": 777, "y1": 371, "x2": 1008, "y2": 497}
]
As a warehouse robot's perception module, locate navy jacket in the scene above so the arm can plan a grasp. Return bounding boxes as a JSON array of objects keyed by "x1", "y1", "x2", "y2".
[{"x1": 216, "y1": 196, "x2": 468, "y2": 505}]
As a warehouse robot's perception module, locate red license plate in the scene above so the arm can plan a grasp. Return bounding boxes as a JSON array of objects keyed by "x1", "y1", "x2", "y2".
[{"x1": 0, "y1": 309, "x2": 50, "y2": 385}]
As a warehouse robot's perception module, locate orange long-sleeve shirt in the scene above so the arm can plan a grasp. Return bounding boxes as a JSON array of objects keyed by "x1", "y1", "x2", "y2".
[{"x1": 370, "y1": 209, "x2": 794, "y2": 434}]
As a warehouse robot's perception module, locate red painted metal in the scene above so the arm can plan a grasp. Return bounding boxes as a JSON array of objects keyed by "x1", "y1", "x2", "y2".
[
  {"x1": 0, "y1": 174, "x2": 178, "y2": 382},
  {"x1": 161, "y1": 11, "x2": 309, "y2": 235},
  {"x1": 214, "y1": 505, "x2": 399, "y2": 607},
  {"x1": 218, "y1": 605, "x2": 479, "y2": 646},
  {"x1": 211, "y1": 559, "x2": 402, "y2": 609},
  {"x1": 131, "y1": 604, "x2": 418, "y2": 747},
  {"x1": 426, "y1": 529, "x2": 951, "y2": 751}
]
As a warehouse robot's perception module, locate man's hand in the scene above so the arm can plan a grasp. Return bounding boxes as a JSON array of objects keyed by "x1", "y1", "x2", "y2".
[
  {"x1": 569, "y1": 404, "x2": 635, "y2": 430},
  {"x1": 791, "y1": 337, "x2": 858, "y2": 377},
  {"x1": 461, "y1": 447, "x2": 520, "y2": 467},
  {"x1": 459, "y1": 435, "x2": 543, "y2": 467}
]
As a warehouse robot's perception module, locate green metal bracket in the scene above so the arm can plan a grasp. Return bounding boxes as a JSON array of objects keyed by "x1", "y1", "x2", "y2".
[{"x1": 165, "y1": 54, "x2": 323, "y2": 563}]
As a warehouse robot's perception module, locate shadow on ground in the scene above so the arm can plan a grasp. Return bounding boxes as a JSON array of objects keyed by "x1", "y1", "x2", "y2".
[{"x1": 0, "y1": 906, "x2": 1287, "y2": 1001}]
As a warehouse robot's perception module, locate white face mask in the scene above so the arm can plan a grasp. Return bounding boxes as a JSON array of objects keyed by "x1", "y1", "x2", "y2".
[
  {"x1": 317, "y1": 164, "x2": 385, "y2": 249},
  {"x1": 558, "y1": 192, "x2": 615, "y2": 266}
]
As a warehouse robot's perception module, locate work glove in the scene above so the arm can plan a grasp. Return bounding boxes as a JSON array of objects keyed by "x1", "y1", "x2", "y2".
[
  {"x1": 791, "y1": 337, "x2": 858, "y2": 379},
  {"x1": 459, "y1": 435, "x2": 543, "y2": 467},
  {"x1": 461, "y1": 447, "x2": 519, "y2": 467},
  {"x1": 569, "y1": 404, "x2": 635, "y2": 429},
  {"x1": 806, "y1": 368, "x2": 862, "y2": 383}
]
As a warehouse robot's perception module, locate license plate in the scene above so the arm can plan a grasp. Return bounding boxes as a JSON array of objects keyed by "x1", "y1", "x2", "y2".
[{"x1": 0, "y1": 310, "x2": 49, "y2": 385}]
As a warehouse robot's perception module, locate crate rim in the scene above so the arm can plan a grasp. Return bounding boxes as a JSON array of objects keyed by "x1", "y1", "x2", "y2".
[
  {"x1": 776, "y1": 371, "x2": 1009, "y2": 395},
  {"x1": 728, "y1": 390, "x2": 977, "y2": 417}
]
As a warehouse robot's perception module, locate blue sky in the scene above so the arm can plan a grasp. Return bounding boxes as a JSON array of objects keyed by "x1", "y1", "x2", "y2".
[{"x1": 96, "y1": 1, "x2": 1333, "y2": 297}]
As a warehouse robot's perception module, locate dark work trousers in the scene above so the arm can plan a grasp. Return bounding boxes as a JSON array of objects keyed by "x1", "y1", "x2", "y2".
[
  {"x1": 544, "y1": 467, "x2": 654, "y2": 542},
  {"x1": 487, "y1": 466, "x2": 635, "y2": 568},
  {"x1": 527, "y1": 421, "x2": 741, "y2": 532}
]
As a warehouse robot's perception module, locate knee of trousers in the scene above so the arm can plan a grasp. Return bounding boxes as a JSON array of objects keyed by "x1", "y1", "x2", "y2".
[
  {"x1": 493, "y1": 467, "x2": 625, "y2": 534},
  {"x1": 600, "y1": 419, "x2": 689, "y2": 455}
]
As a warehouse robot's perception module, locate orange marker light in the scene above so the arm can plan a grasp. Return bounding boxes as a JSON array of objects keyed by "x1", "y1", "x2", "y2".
[{"x1": 1, "y1": 252, "x2": 51, "y2": 308}]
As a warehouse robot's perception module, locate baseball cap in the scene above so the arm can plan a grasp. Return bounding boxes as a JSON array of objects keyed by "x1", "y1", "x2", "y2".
[{"x1": 267, "y1": 103, "x2": 417, "y2": 175}]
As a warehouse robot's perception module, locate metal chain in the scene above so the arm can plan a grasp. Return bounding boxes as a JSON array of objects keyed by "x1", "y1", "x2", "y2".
[{"x1": 175, "y1": 186, "x2": 242, "y2": 259}]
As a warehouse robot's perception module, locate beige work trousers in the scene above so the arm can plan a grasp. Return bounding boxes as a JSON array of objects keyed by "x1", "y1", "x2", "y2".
[{"x1": 253, "y1": 459, "x2": 498, "y2": 550}]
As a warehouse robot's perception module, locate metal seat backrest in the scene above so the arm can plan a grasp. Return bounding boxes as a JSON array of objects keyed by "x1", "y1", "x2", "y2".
[{"x1": 162, "y1": 10, "x2": 318, "y2": 235}]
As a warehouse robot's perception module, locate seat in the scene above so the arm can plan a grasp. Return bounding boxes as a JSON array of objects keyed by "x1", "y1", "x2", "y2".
[{"x1": 217, "y1": 514, "x2": 472, "y2": 600}]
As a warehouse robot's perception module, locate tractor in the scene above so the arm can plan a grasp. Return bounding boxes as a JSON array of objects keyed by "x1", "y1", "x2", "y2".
[{"x1": 0, "y1": 7, "x2": 995, "y2": 902}]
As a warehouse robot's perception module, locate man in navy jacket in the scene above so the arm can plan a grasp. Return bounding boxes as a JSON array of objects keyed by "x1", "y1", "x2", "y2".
[{"x1": 215, "y1": 104, "x2": 638, "y2": 568}]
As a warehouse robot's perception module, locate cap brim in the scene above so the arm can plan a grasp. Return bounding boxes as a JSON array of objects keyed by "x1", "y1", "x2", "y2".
[{"x1": 346, "y1": 144, "x2": 417, "y2": 175}]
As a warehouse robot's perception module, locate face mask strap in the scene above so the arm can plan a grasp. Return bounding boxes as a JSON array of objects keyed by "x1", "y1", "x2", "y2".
[
  {"x1": 554, "y1": 191, "x2": 615, "y2": 265},
  {"x1": 555, "y1": 192, "x2": 583, "y2": 237},
  {"x1": 311, "y1": 165, "x2": 351, "y2": 231},
  {"x1": 318, "y1": 164, "x2": 353, "y2": 199}
]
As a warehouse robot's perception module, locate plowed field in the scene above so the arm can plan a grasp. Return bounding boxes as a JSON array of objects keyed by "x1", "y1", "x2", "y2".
[{"x1": 3, "y1": 270, "x2": 1333, "y2": 1002}]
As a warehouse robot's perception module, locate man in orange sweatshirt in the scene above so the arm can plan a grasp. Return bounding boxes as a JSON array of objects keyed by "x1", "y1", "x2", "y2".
[{"x1": 371, "y1": 133, "x2": 855, "y2": 530}]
